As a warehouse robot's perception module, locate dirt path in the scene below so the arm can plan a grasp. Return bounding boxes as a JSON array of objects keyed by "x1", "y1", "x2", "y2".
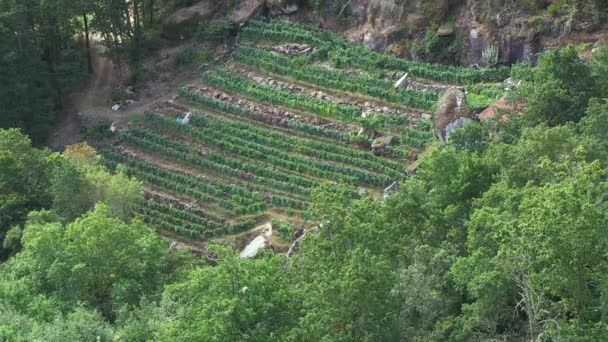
[
  {"x1": 77, "y1": 42, "x2": 115, "y2": 110},
  {"x1": 50, "y1": 37, "x2": 178, "y2": 149},
  {"x1": 50, "y1": 39, "x2": 115, "y2": 148}
]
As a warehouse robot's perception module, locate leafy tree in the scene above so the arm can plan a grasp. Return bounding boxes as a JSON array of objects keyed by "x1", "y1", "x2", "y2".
[
  {"x1": 0, "y1": 129, "x2": 56, "y2": 259},
  {"x1": 51, "y1": 143, "x2": 143, "y2": 222},
  {"x1": 19, "y1": 204, "x2": 174, "y2": 320},
  {"x1": 290, "y1": 185, "x2": 403, "y2": 340},
  {"x1": 579, "y1": 98, "x2": 608, "y2": 162},
  {"x1": 0, "y1": 0, "x2": 89, "y2": 142},
  {"x1": 415, "y1": 143, "x2": 492, "y2": 247},
  {"x1": 449, "y1": 120, "x2": 488, "y2": 152},
  {"x1": 453, "y1": 149, "x2": 608, "y2": 340},
  {"x1": 0, "y1": 8, "x2": 54, "y2": 143},
  {"x1": 158, "y1": 247, "x2": 298, "y2": 341},
  {"x1": 523, "y1": 46, "x2": 597, "y2": 126},
  {"x1": 28, "y1": 306, "x2": 114, "y2": 342}
]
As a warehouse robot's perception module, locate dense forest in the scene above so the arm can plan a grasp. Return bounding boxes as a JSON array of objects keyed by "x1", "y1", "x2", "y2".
[{"x1": 2, "y1": 0, "x2": 608, "y2": 341}]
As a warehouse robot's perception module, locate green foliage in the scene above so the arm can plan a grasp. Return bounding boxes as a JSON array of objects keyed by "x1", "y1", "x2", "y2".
[
  {"x1": 0, "y1": 129, "x2": 56, "y2": 259},
  {"x1": 87, "y1": 120, "x2": 115, "y2": 141},
  {"x1": 592, "y1": 43, "x2": 608, "y2": 95},
  {"x1": 175, "y1": 47, "x2": 210, "y2": 66},
  {"x1": 4, "y1": 8, "x2": 608, "y2": 341},
  {"x1": 400, "y1": 119, "x2": 435, "y2": 149},
  {"x1": 510, "y1": 61, "x2": 533, "y2": 81},
  {"x1": 421, "y1": 28, "x2": 462, "y2": 65},
  {"x1": 481, "y1": 44, "x2": 500, "y2": 66},
  {"x1": 466, "y1": 83, "x2": 504, "y2": 110},
  {"x1": 522, "y1": 46, "x2": 598, "y2": 126},
  {"x1": 51, "y1": 143, "x2": 143, "y2": 222},
  {"x1": 157, "y1": 246, "x2": 297, "y2": 341},
  {"x1": 199, "y1": 19, "x2": 235, "y2": 44},
  {"x1": 449, "y1": 120, "x2": 488, "y2": 152},
  {"x1": 203, "y1": 68, "x2": 364, "y2": 123},
  {"x1": 178, "y1": 87, "x2": 357, "y2": 143},
  {"x1": 241, "y1": 20, "x2": 511, "y2": 84},
  {"x1": 20, "y1": 204, "x2": 174, "y2": 320},
  {"x1": 272, "y1": 219, "x2": 295, "y2": 241},
  {"x1": 233, "y1": 45, "x2": 438, "y2": 110}
]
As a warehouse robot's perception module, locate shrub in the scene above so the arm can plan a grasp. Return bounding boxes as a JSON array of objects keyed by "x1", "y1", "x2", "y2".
[
  {"x1": 175, "y1": 47, "x2": 210, "y2": 66},
  {"x1": 199, "y1": 20, "x2": 235, "y2": 44},
  {"x1": 482, "y1": 44, "x2": 500, "y2": 66},
  {"x1": 272, "y1": 219, "x2": 295, "y2": 241}
]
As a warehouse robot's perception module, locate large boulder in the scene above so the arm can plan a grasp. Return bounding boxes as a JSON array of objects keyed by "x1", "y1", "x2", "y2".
[
  {"x1": 433, "y1": 88, "x2": 471, "y2": 143},
  {"x1": 162, "y1": 1, "x2": 212, "y2": 40},
  {"x1": 363, "y1": 31, "x2": 389, "y2": 51},
  {"x1": 267, "y1": 0, "x2": 298, "y2": 16},
  {"x1": 230, "y1": 0, "x2": 298, "y2": 24},
  {"x1": 371, "y1": 135, "x2": 394, "y2": 155},
  {"x1": 230, "y1": 0, "x2": 265, "y2": 24}
]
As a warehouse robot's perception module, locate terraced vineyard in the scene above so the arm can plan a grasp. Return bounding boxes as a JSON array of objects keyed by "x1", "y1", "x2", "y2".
[{"x1": 102, "y1": 19, "x2": 509, "y2": 241}]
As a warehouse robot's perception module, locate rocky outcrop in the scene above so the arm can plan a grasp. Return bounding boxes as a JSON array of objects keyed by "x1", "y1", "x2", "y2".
[
  {"x1": 371, "y1": 135, "x2": 394, "y2": 155},
  {"x1": 231, "y1": 0, "x2": 298, "y2": 23},
  {"x1": 433, "y1": 88, "x2": 471, "y2": 143},
  {"x1": 162, "y1": 1, "x2": 212, "y2": 39},
  {"x1": 230, "y1": 0, "x2": 265, "y2": 24},
  {"x1": 267, "y1": 0, "x2": 298, "y2": 16},
  {"x1": 437, "y1": 23, "x2": 454, "y2": 37},
  {"x1": 271, "y1": 43, "x2": 312, "y2": 56},
  {"x1": 363, "y1": 31, "x2": 389, "y2": 51}
]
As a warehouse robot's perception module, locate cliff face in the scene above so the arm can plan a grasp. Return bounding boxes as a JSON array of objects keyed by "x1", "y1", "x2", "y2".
[
  {"x1": 341, "y1": 0, "x2": 607, "y2": 66},
  {"x1": 241, "y1": 0, "x2": 607, "y2": 66}
]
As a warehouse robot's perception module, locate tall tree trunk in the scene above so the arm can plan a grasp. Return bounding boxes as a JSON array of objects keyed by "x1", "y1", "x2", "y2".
[
  {"x1": 141, "y1": 0, "x2": 146, "y2": 27},
  {"x1": 160, "y1": 0, "x2": 167, "y2": 23},
  {"x1": 148, "y1": 0, "x2": 154, "y2": 26},
  {"x1": 133, "y1": 0, "x2": 141, "y2": 42},
  {"x1": 83, "y1": 13, "x2": 93, "y2": 74},
  {"x1": 132, "y1": 0, "x2": 142, "y2": 62}
]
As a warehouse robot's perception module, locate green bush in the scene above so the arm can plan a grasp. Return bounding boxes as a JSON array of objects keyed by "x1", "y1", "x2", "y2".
[
  {"x1": 481, "y1": 44, "x2": 500, "y2": 66},
  {"x1": 88, "y1": 121, "x2": 114, "y2": 140},
  {"x1": 272, "y1": 219, "x2": 296, "y2": 241},
  {"x1": 199, "y1": 20, "x2": 235, "y2": 44},
  {"x1": 175, "y1": 47, "x2": 210, "y2": 66}
]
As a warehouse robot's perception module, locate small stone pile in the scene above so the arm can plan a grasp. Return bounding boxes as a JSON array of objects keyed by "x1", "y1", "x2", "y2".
[{"x1": 271, "y1": 43, "x2": 312, "y2": 56}]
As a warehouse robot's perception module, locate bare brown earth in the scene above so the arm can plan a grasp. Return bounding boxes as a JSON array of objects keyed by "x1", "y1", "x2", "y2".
[{"x1": 50, "y1": 38, "x2": 193, "y2": 149}]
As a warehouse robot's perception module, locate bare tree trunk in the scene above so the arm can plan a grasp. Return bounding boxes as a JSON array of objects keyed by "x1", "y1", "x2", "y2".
[
  {"x1": 132, "y1": 0, "x2": 142, "y2": 62},
  {"x1": 133, "y1": 0, "x2": 141, "y2": 43},
  {"x1": 83, "y1": 13, "x2": 93, "y2": 73},
  {"x1": 148, "y1": 0, "x2": 154, "y2": 26},
  {"x1": 160, "y1": 0, "x2": 167, "y2": 23}
]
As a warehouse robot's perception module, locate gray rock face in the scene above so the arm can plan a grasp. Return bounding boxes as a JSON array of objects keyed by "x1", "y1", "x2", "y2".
[
  {"x1": 363, "y1": 31, "x2": 388, "y2": 52},
  {"x1": 162, "y1": 1, "x2": 211, "y2": 39},
  {"x1": 230, "y1": 0, "x2": 297, "y2": 23},
  {"x1": 230, "y1": 0, "x2": 265, "y2": 24},
  {"x1": 371, "y1": 135, "x2": 394, "y2": 155},
  {"x1": 268, "y1": 3, "x2": 298, "y2": 16},
  {"x1": 445, "y1": 117, "x2": 472, "y2": 142},
  {"x1": 433, "y1": 88, "x2": 470, "y2": 143},
  {"x1": 466, "y1": 28, "x2": 538, "y2": 65}
]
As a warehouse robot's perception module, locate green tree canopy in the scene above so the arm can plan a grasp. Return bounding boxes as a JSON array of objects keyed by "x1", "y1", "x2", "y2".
[{"x1": 19, "y1": 204, "x2": 175, "y2": 320}]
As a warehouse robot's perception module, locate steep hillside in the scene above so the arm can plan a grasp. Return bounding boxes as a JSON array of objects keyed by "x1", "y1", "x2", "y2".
[
  {"x1": 97, "y1": 18, "x2": 512, "y2": 248},
  {"x1": 228, "y1": 0, "x2": 608, "y2": 66}
]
